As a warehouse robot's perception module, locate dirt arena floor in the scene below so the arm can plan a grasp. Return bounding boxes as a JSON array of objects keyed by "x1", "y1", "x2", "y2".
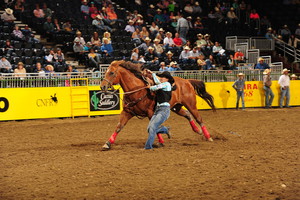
[{"x1": 0, "y1": 107, "x2": 299, "y2": 200}]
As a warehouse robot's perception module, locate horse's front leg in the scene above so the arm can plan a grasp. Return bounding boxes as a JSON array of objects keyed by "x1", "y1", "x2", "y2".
[{"x1": 102, "y1": 111, "x2": 133, "y2": 151}]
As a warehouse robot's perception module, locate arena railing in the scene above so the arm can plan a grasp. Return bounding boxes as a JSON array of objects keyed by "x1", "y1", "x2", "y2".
[
  {"x1": 0, "y1": 67, "x2": 283, "y2": 88},
  {"x1": 226, "y1": 36, "x2": 275, "y2": 51},
  {"x1": 275, "y1": 41, "x2": 300, "y2": 62}
]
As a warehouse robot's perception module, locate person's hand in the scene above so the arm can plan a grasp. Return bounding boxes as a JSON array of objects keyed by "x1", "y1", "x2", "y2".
[{"x1": 146, "y1": 85, "x2": 151, "y2": 89}]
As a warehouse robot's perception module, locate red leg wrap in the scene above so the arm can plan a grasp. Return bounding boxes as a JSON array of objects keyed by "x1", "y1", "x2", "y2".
[
  {"x1": 189, "y1": 120, "x2": 200, "y2": 133},
  {"x1": 201, "y1": 125, "x2": 211, "y2": 140},
  {"x1": 157, "y1": 134, "x2": 164, "y2": 144},
  {"x1": 109, "y1": 132, "x2": 118, "y2": 144}
]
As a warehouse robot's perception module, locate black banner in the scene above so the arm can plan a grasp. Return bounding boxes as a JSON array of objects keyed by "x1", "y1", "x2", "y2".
[{"x1": 89, "y1": 90, "x2": 120, "y2": 111}]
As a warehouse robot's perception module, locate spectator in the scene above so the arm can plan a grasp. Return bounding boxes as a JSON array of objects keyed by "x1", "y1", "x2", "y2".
[
  {"x1": 33, "y1": 62, "x2": 45, "y2": 76},
  {"x1": 73, "y1": 38, "x2": 85, "y2": 63},
  {"x1": 144, "y1": 46, "x2": 159, "y2": 67},
  {"x1": 159, "y1": 62, "x2": 170, "y2": 71},
  {"x1": 14, "y1": 0, "x2": 25, "y2": 20},
  {"x1": 100, "y1": 38, "x2": 113, "y2": 57},
  {"x1": 54, "y1": 48, "x2": 66, "y2": 69},
  {"x1": 280, "y1": 25, "x2": 291, "y2": 43},
  {"x1": 147, "y1": 4, "x2": 156, "y2": 23},
  {"x1": 170, "y1": 16, "x2": 178, "y2": 29},
  {"x1": 204, "y1": 55, "x2": 217, "y2": 70},
  {"x1": 149, "y1": 22, "x2": 159, "y2": 39},
  {"x1": 44, "y1": 64, "x2": 55, "y2": 74},
  {"x1": 228, "y1": 54, "x2": 236, "y2": 70},
  {"x1": 132, "y1": 28, "x2": 142, "y2": 45},
  {"x1": 1, "y1": 8, "x2": 16, "y2": 26},
  {"x1": 169, "y1": 61, "x2": 181, "y2": 71},
  {"x1": 288, "y1": 34, "x2": 300, "y2": 48},
  {"x1": 33, "y1": 4, "x2": 45, "y2": 22},
  {"x1": 189, "y1": 47, "x2": 202, "y2": 63},
  {"x1": 164, "y1": 51, "x2": 175, "y2": 65},
  {"x1": 74, "y1": 31, "x2": 86, "y2": 45},
  {"x1": 183, "y1": 2, "x2": 193, "y2": 15},
  {"x1": 227, "y1": 7, "x2": 238, "y2": 24},
  {"x1": 163, "y1": 32, "x2": 175, "y2": 50},
  {"x1": 249, "y1": 9, "x2": 259, "y2": 20},
  {"x1": 168, "y1": 0, "x2": 176, "y2": 13},
  {"x1": 263, "y1": 69, "x2": 274, "y2": 109},
  {"x1": 265, "y1": 27, "x2": 274, "y2": 39},
  {"x1": 66, "y1": 65, "x2": 78, "y2": 74},
  {"x1": 53, "y1": 18, "x2": 61, "y2": 32},
  {"x1": 255, "y1": 57, "x2": 270, "y2": 70},
  {"x1": 234, "y1": 49, "x2": 245, "y2": 64},
  {"x1": 62, "y1": 20, "x2": 73, "y2": 33},
  {"x1": 130, "y1": 48, "x2": 140, "y2": 63},
  {"x1": 193, "y1": 2, "x2": 202, "y2": 15},
  {"x1": 42, "y1": 3, "x2": 52, "y2": 19},
  {"x1": 176, "y1": 13, "x2": 189, "y2": 40},
  {"x1": 2, "y1": 40, "x2": 13, "y2": 56},
  {"x1": 232, "y1": 73, "x2": 245, "y2": 110},
  {"x1": 173, "y1": 32, "x2": 183, "y2": 49},
  {"x1": 179, "y1": 46, "x2": 191, "y2": 64},
  {"x1": 44, "y1": 49, "x2": 55, "y2": 65},
  {"x1": 88, "y1": 48, "x2": 101, "y2": 68},
  {"x1": 153, "y1": 38, "x2": 164, "y2": 57},
  {"x1": 81, "y1": 0, "x2": 89, "y2": 18},
  {"x1": 12, "y1": 25, "x2": 25, "y2": 41},
  {"x1": 91, "y1": 31, "x2": 101, "y2": 48},
  {"x1": 83, "y1": 42, "x2": 93, "y2": 52},
  {"x1": 194, "y1": 17, "x2": 204, "y2": 29},
  {"x1": 140, "y1": 26, "x2": 150, "y2": 42},
  {"x1": 195, "y1": 34, "x2": 207, "y2": 48},
  {"x1": 278, "y1": 68, "x2": 291, "y2": 108},
  {"x1": 197, "y1": 54, "x2": 206, "y2": 70},
  {"x1": 14, "y1": 62, "x2": 26, "y2": 77},
  {"x1": 125, "y1": 20, "x2": 135, "y2": 33},
  {"x1": 102, "y1": 31, "x2": 111, "y2": 44},
  {"x1": 22, "y1": 25, "x2": 39, "y2": 43},
  {"x1": 92, "y1": 15, "x2": 112, "y2": 32},
  {"x1": 153, "y1": 9, "x2": 165, "y2": 26},
  {"x1": 89, "y1": 2, "x2": 98, "y2": 17},
  {"x1": 212, "y1": 41, "x2": 226, "y2": 65},
  {"x1": 43, "y1": 17, "x2": 55, "y2": 38},
  {"x1": 290, "y1": 74, "x2": 298, "y2": 80},
  {"x1": 0, "y1": 56, "x2": 12, "y2": 73}
]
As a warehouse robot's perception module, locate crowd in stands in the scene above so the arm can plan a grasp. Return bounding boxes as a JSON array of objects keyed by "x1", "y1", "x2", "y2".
[{"x1": 0, "y1": 0, "x2": 299, "y2": 75}]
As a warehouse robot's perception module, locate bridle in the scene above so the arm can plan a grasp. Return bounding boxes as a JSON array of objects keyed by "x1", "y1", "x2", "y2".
[{"x1": 102, "y1": 66, "x2": 151, "y2": 118}]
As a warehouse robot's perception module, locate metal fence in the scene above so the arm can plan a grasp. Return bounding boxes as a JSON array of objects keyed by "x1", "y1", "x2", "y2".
[
  {"x1": 226, "y1": 36, "x2": 275, "y2": 51},
  {"x1": 0, "y1": 66, "x2": 284, "y2": 88}
]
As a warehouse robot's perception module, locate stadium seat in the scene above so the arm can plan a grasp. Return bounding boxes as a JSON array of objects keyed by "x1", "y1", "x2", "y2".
[{"x1": 24, "y1": 49, "x2": 33, "y2": 57}]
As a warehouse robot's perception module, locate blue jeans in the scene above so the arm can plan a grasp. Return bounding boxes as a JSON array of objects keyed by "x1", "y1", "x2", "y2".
[
  {"x1": 280, "y1": 87, "x2": 290, "y2": 107},
  {"x1": 236, "y1": 90, "x2": 245, "y2": 109},
  {"x1": 264, "y1": 86, "x2": 274, "y2": 108},
  {"x1": 179, "y1": 27, "x2": 188, "y2": 40},
  {"x1": 145, "y1": 106, "x2": 170, "y2": 149}
]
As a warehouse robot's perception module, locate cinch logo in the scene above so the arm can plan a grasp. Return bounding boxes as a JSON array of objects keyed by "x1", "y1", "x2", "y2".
[
  {"x1": 36, "y1": 94, "x2": 58, "y2": 107},
  {"x1": 90, "y1": 91, "x2": 120, "y2": 111},
  {"x1": 0, "y1": 97, "x2": 9, "y2": 112}
]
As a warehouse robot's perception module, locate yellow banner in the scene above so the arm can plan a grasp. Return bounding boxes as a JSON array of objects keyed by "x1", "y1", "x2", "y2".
[{"x1": 196, "y1": 80, "x2": 300, "y2": 109}]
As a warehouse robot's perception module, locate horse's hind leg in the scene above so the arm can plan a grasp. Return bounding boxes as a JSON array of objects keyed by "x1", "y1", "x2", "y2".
[
  {"x1": 183, "y1": 103, "x2": 213, "y2": 141},
  {"x1": 102, "y1": 111, "x2": 133, "y2": 151},
  {"x1": 172, "y1": 104, "x2": 202, "y2": 134}
]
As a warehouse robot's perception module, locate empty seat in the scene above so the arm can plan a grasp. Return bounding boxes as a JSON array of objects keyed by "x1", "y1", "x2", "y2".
[{"x1": 24, "y1": 49, "x2": 33, "y2": 57}]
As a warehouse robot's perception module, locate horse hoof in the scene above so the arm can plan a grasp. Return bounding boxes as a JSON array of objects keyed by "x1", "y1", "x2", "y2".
[
  {"x1": 208, "y1": 138, "x2": 214, "y2": 142},
  {"x1": 102, "y1": 142, "x2": 111, "y2": 151}
]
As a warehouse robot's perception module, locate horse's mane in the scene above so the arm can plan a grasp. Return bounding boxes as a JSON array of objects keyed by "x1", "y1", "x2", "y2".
[{"x1": 119, "y1": 61, "x2": 145, "y2": 81}]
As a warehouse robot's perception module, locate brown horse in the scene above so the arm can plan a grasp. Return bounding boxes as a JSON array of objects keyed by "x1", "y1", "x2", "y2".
[{"x1": 100, "y1": 60, "x2": 216, "y2": 150}]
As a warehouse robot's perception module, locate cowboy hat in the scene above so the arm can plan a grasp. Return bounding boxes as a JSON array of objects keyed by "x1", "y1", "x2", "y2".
[
  {"x1": 204, "y1": 34, "x2": 210, "y2": 37},
  {"x1": 196, "y1": 17, "x2": 201, "y2": 20},
  {"x1": 157, "y1": 71, "x2": 174, "y2": 85},
  {"x1": 258, "y1": 57, "x2": 264, "y2": 62},
  {"x1": 238, "y1": 73, "x2": 244, "y2": 76},
  {"x1": 267, "y1": 27, "x2": 272, "y2": 31},
  {"x1": 184, "y1": 46, "x2": 190, "y2": 50},
  {"x1": 282, "y1": 68, "x2": 290, "y2": 74},
  {"x1": 166, "y1": 51, "x2": 173, "y2": 55},
  {"x1": 96, "y1": 15, "x2": 102, "y2": 19},
  {"x1": 159, "y1": 28, "x2": 164, "y2": 32},
  {"x1": 197, "y1": 33, "x2": 203, "y2": 37},
  {"x1": 263, "y1": 69, "x2": 270, "y2": 75},
  {"x1": 153, "y1": 38, "x2": 160, "y2": 42},
  {"x1": 145, "y1": 37, "x2": 151, "y2": 41},
  {"x1": 5, "y1": 8, "x2": 13, "y2": 15},
  {"x1": 137, "y1": 14, "x2": 143, "y2": 18},
  {"x1": 291, "y1": 74, "x2": 297, "y2": 78},
  {"x1": 128, "y1": 20, "x2": 134, "y2": 23},
  {"x1": 157, "y1": 9, "x2": 162, "y2": 12},
  {"x1": 187, "y1": 16, "x2": 192, "y2": 19},
  {"x1": 148, "y1": 46, "x2": 154, "y2": 50},
  {"x1": 169, "y1": 61, "x2": 177, "y2": 66},
  {"x1": 150, "y1": 4, "x2": 155, "y2": 8}
]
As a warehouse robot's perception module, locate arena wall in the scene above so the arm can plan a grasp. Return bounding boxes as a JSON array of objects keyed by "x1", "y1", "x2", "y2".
[{"x1": 0, "y1": 81, "x2": 299, "y2": 121}]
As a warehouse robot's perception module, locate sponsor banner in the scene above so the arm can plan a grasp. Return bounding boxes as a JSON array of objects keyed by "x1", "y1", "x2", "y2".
[
  {"x1": 0, "y1": 87, "x2": 71, "y2": 121},
  {"x1": 196, "y1": 80, "x2": 300, "y2": 109}
]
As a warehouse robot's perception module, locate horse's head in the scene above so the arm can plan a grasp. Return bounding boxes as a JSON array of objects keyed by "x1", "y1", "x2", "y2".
[{"x1": 100, "y1": 61, "x2": 121, "y2": 92}]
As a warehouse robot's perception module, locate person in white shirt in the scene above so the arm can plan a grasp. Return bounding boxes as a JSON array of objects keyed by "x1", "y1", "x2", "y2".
[
  {"x1": 124, "y1": 20, "x2": 135, "y2": 33},
  {"x1": 278, "y1": 68, "x2": 291, "y2": 108},
  {"x1": 163, "y1": 32, "x2": 175, "y2": 50},
  {"x1": 179, "y1": 46, "x2": 191, "y2": 64}
]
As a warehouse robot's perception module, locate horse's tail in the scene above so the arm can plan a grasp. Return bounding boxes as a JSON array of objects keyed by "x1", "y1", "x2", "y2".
[{"x1": 188, "y1": 79, "x2": 216, "y2": 111}]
